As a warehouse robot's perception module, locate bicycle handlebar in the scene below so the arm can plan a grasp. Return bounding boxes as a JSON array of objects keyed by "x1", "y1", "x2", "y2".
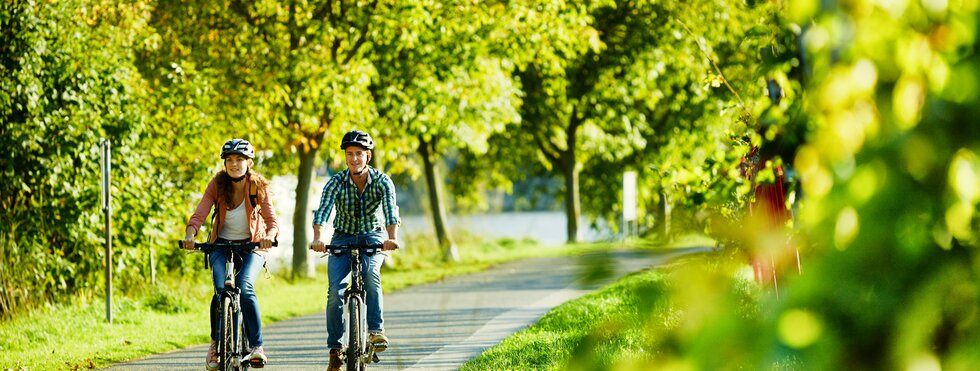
[
  {"x1": 177, "y1": 240, "x2": 279, "y2": 253},
  {"x1": 314, "y1": 243, "x2": 385, "y2": 257}
]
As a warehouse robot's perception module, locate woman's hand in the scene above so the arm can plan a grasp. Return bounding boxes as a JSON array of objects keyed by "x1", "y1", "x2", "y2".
[
  {"x1": 309, "y1": 239, "x2": 326, "y2": 253},
  {"x1": 258, "y1": 237, "x2": 274, "y2": 251}
]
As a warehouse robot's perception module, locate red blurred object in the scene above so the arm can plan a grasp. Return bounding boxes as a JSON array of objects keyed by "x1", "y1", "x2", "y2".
[{"x1": 741, "y1": 146, "x2": 801, "y2": 295}]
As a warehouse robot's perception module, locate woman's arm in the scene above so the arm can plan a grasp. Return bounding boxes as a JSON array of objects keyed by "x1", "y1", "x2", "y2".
[{"x1": 186, "y1": 177, "x2": 219, "y2": 237}]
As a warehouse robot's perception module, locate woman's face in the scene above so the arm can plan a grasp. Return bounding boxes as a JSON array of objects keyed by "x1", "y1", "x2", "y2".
[
  {"x1": 224, "y1": 154, "x2": 251, "y2": 178},
  {"x1": 345, "y1": 146, "x2": 371, "y2": 174}
]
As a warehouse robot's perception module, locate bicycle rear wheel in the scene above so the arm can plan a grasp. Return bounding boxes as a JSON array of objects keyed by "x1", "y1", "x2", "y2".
[{"x1": 346, "y1": 295, "x2": 364, "y2": 371}]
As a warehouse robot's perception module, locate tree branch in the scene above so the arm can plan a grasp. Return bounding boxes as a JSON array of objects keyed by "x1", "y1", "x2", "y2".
[
  {"x1": 340, "y1": 0, "x2": 379, "y2": 65},
  {"x1": 531, "y1": 129, "x2": 561, "y2": 166},
  {"x1": 230, "y1": 0, "x2": 275, "y2": 44},
  {"x1": 676, "y1": 19, "x2": 747, "y2": 116}
]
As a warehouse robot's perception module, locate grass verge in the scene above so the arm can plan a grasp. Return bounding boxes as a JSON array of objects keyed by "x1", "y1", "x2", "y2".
[{"x1": 460, "y1": 249, "x2": 758, "y2": 371}]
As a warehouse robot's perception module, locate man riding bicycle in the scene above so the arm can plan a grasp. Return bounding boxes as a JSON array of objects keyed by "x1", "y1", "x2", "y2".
[{"x1": 309, "y1": 130, "x2": 401, "y2": 371}]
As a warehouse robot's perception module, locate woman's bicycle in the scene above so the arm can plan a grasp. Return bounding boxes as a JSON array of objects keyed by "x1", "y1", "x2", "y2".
[
  {"x1": 180, "y1": 240, "x2": 276, "y2": 371},
  {"x1": 318, "y1": 243, "x2": 384, "y2": 371}
]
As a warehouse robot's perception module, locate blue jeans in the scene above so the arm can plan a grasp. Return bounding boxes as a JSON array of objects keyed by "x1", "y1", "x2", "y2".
[
  {"x1": 209, "y1": 245, "x2": 265, "y2": 348},
  {"x1": 326, "y1": 230, "x2": 387, "y2": 349}
]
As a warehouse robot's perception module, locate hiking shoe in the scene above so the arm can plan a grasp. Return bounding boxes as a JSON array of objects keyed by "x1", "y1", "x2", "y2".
[
  {"x1": 327, "y1": 348, "x2": 343, "y2": 371},
  {"x1": 369, "y1": 332, "x2": 388, "y2": 352},
  {"x1": 205, "y1": 341, "x2": 219, "y2": 371},
  {"x1": 248, "y1": 346, "x2": 267, "y2": 368}
]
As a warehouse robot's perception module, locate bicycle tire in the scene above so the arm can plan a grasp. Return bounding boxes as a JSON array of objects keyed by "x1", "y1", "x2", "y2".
[
  {"x1": 237, "y1": 300, "x2": 249, "y2": 370},
  {"x1": 220, "y1": 295, "x2": 238, "y2": 371},
  {"x1": 346, "y1": 295, "x2": 364, "y2": 371}
]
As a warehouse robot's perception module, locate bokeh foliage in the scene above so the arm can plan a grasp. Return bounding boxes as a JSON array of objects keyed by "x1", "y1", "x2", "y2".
[{"x1": 618, "y1": 0, "x2": 980, "y2": 370}]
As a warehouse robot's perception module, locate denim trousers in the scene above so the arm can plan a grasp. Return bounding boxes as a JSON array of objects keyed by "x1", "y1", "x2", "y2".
[
  {"x1": 209, "y1": 245, "x2": 265, "y2": 348},
  {"x1": 326, "y1": 230, "x2": 387, "y2": 349}
]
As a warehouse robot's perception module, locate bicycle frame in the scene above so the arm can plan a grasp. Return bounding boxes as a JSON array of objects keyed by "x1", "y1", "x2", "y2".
[{"x1": 322, "y1": 244, "x2": 383, "y2": 371}]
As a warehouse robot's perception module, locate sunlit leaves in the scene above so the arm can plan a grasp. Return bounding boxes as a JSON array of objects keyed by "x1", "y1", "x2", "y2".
[{"x1": 778, "y1": 309, "x2": 823, "y2": 349}]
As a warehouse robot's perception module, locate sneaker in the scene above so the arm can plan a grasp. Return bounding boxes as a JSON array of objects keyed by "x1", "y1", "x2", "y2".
[
  {"x1": 248, "y1": 346, "x2": 267, "y2": 368},
  {"x1": 369, "y1": 332, "x2": 388, "y2": 352},
  {"x1": 205, "y1": 341, "x2": 219, "y2": 371},
  {"x1": 327, "y1": 348, "x2": 343, "y2": 371}
]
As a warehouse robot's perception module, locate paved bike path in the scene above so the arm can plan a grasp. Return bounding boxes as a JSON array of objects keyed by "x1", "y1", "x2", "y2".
[{"x1": 109, "y1": 247, "x2": 708, "y2": 370}]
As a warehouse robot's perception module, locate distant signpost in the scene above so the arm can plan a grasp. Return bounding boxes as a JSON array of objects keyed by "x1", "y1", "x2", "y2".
[{"x1": 623, "y1": 171, "x2": 637, "y2": 239}]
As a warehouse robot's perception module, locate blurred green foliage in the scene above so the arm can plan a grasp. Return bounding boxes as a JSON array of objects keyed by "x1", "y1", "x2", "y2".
[{"x1": 581, "y1": 0, "x2": 980, "y2": 370}]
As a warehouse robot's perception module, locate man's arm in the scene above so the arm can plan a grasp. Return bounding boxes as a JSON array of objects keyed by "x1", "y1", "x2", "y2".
[
  {"x1": 383, "y1": 224, "x2": 399, "y2": 251},
  {"x1": 310, "y1": 176, "x2": 339, "y2": 253}
]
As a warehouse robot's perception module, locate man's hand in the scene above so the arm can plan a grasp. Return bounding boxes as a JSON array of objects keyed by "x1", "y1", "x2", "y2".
[
  {"x1": 382, "y1": 239, "x2": 400, "y2": 251},
  {"x1": 181, "y1": 237, "x2": 195, "y2": 250},
  {"x1": 310, "y1": 239, "x2": 327, "y2": 253}
]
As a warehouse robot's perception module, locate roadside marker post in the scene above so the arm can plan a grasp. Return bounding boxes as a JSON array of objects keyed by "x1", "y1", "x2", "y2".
[
  {"x1": 623, "y1": 171, "x2": 637, "y2": 240},
  {"x1": 101, "y1": 139, "x2": 112, "y2": 323}
]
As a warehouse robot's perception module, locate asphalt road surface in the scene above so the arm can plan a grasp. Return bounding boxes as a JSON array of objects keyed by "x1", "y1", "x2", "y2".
[{"x1": 109, "y1": 247, "x2": 708, "y2": 371}]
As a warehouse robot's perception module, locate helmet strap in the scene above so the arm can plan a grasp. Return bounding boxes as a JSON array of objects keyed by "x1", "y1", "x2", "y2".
[{"x1": 230, "y1": 167, "x2": 248, "y2": 183}]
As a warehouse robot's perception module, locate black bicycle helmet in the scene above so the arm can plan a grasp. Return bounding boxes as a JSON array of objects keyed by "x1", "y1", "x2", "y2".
[
  {"x1": 220, "y1": 138, "x2": 255, "y2": 159},
  {"x1": 340, "y1": 130, "x2": 375, "y2": 150}
]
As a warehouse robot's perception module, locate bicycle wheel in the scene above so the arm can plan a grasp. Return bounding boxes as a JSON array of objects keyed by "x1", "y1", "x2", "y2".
[
  {"x1": 346, "y1": 295, "x2": 364, "y2": 371},
  {"x1": 220, "y1": 295, "x2": 238, "y2": 371}
]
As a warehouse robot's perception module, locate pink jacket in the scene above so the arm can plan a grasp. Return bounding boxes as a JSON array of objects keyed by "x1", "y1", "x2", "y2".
[{"x1": 186, "y1": 174, "x2": 280, "y2": 244}]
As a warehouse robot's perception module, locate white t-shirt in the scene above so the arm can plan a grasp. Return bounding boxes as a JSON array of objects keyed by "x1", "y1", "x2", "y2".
[{"x1": 218, "y1": 199, "x2": 251, "y2": 240}]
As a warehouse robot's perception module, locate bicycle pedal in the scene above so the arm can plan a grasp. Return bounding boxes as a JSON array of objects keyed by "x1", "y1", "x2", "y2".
[
  {"x1": 248, "y1": 358, "x2": 267, "y2": 368},
  {"x1": 372, "y1": 354, "x2": 380, "y2": 363}
]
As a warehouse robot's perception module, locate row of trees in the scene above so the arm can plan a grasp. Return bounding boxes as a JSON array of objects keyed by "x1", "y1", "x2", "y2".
[{"x1": 2, "y1": 0, "x2": 780, "y2": 316}]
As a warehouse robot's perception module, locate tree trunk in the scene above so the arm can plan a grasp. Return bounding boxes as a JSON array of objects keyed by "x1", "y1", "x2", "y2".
[
  {"x1": 560, "y1": 152, "x2": 581, "y2": 244},
  {"x1": 292, "y1": 146, "x2": 317, "y2": 278},
  {"x1": 418, "y1": 136, "x2": 458, "y2": 262}
]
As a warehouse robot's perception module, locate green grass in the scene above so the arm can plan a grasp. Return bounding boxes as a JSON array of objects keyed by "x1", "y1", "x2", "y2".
[
  {"x1": 460, "y1": 242, "x2": 756, "y2": 371},
  {"x1": 0, "y1": 234, "x2": 636, "y2": 370},
  {"x1": 459, "y1": 268, "x2": 675, "y2": 371}
]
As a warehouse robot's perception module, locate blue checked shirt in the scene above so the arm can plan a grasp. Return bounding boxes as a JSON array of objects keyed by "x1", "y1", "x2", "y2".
[{"x1": 312, "y1": 167, "x2": 401, "y2": 234}]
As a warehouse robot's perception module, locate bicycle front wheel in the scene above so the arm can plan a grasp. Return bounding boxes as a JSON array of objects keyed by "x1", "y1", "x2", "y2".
[
  {"x1": 346, "y1": 295, "x2": 364, "y2": 371},
  {"x1": 220, "y1": 295, "x2": 239, "y2": 371}
]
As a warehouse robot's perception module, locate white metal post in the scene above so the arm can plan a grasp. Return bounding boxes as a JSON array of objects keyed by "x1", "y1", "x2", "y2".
[{"x1": 101, "y1": 139, "x2": 112, "y2": 323}]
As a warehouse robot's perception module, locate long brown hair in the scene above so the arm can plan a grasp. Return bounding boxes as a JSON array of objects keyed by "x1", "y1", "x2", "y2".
[{"x1": 215, "y1": 168, "x2": 270, "y2": 210}]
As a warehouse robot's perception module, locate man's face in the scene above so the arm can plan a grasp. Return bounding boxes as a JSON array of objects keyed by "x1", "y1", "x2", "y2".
[{"x1": 345, "y1": 146, "x2": 371, "y2": 174}]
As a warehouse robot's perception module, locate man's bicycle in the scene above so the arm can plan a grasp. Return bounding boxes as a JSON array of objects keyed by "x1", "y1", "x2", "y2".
[
  {"x1": 318, "y1": 243, "x2": 384, "y2": 371},
  {"x1": 180, "y1": 240, "x2": 276, "y2": 371}
]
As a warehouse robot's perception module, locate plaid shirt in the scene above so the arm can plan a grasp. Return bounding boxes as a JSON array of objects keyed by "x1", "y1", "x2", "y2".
[{"x1": 312, "y1": 166, "x2": 400, "y2": 234}]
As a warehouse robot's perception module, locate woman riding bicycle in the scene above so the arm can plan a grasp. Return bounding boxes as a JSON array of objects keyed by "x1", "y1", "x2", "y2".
[
  {"x1": 309, "y1": 129, "x2": 400, "y2": 371},
  {"x1": 181, "y1": 138, "x2": 280, "y2": 370}
]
